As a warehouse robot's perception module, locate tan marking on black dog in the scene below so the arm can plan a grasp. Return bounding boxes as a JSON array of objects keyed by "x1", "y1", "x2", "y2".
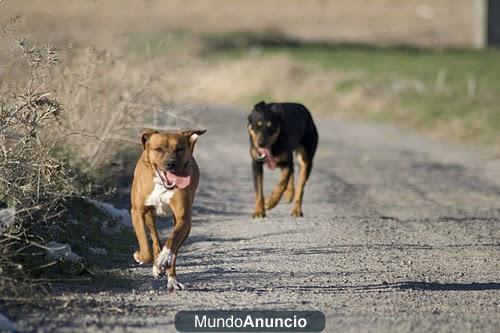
[
  {"x1": 247, "y1": 124, "x2": 281, "y2": 149},
  {"x1": 283, "y1": 171, "x2": 295, "y2": 203},
  {"x1": 266, "y1": 165, "x2": 293, "y2": 209},
  {"x1": 292, "y1": 145, "x2": 311, "y2": 217},
  {"x1": 248, "y1": 125, "x2": 260, "y2": 149},
  {"x1": 253, "y1": 167, "x2": 266, "y2": 218}
]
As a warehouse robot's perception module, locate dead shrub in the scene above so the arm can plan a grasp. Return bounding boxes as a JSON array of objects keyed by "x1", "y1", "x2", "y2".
[{"x1": 0, "y1": 39, "x2": 78, "y2": 296}]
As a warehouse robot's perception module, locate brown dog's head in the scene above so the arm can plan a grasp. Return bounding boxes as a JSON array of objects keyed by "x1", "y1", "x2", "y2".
[{"x1": 141, "y1": 129, "x2": 206, "y2": 189}]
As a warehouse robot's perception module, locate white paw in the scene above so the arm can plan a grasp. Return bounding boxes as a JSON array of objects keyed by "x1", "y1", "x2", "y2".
[
  {"x1": 152, "y1": 264, "x2": 162, "y2": 278},
  {"x1": 152, "y1": 247, "x2": 172, "y2": 279},
  {"x1": 167, "y1": 276, "x2": 185, "y2": 291},
  {"x1": 133, "y1": 251, "x2": 144, "y2": 265}
]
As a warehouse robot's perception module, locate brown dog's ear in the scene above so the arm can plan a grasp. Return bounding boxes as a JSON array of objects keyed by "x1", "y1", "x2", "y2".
[
  {"x1": 141, "y1": 129, "x2": 158, "y2": 150},
  {"x1": 182, "y1": 129, "x2": 207, "y2": 152}
]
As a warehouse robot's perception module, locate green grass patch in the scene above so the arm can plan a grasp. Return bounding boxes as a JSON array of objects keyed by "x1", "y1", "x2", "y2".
[{"x1": 284, "y1": 46, "x2": 499, "y2": 87}]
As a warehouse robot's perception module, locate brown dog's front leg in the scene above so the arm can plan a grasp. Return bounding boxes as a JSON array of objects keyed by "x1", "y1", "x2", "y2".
[
  {"x1": 153, "y1": 204, "x2": 191, "y2": 291},
  {"x1": 252, "y1": 159, "x2": 265, "y2": 218},
  {"x1": 131, "y1": 208, "x2": 153, "y2": 264},
  {"x1": 144, "y1": 210, "x2": 161, "y2": 259},
  {"x1": 169, "y1": 223, "x2": 191, "y2": 278}
]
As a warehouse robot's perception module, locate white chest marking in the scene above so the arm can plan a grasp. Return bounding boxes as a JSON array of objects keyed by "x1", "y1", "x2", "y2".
[{"x1": 145, "y1": 177, "x2": 175, "y2": 216}]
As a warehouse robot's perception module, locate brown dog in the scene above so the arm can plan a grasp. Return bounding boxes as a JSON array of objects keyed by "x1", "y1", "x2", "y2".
[{"x1": 130, "y1": 128, "x2": 206, "y2": 291}]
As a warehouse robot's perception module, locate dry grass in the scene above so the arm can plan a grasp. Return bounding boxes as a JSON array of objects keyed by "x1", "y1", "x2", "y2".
[
  {"x1": 1, "y1": 0, "x2": 477, "y2": 48},
  {"x1": 163, "y1": 54, "x2": 353, "y2": 110},
  {"x1": 46, "y1": 47, "x2": 159, "y2": 171}
]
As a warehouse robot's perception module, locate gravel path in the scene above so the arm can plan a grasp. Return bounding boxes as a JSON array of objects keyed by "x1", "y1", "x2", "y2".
[{"x1": 9, "y1": 106, "x2": 500, "y2": 332}]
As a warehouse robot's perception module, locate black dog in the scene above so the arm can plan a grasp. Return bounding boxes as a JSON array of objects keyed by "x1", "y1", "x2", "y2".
[{"x1": 247, "y1": 101, "x2": 318, "y2": 218}]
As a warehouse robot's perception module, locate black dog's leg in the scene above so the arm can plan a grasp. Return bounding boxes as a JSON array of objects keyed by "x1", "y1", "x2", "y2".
[
  {"x1": 252, "y1": 160, "x2": 266, "y2": 218},
  {"x1": 283, "y1": 171, "x2": 295, "y2": 203},
  {"x1": 292, "y1": 146, "x2": 312, "y2": 217},
  {"x1": 266, "y1": 162, "x2": 293, "y2": 210}
]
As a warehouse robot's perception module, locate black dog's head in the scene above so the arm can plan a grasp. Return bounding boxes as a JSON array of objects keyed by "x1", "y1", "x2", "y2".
[{"x1": 247, "y1": 101, "x2": 282, "y2": 150}]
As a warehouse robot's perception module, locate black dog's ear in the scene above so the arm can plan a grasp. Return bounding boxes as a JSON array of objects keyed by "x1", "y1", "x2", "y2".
[
  {"x1": 141, "y1": 129, "x2": 158, "y2": 150},
  {"x1": 253, "y1": 101, "x2": 266, "y2": 110},
  {"x1": 269, "y1": 103, "x2": 283, "y2": 115}
]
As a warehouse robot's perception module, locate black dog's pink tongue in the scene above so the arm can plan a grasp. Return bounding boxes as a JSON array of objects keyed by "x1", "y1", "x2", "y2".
[
  {"x1": 258, "y1": 148, "x2": 277, "y2": 170},
  {"x1": 165, "y1": 171, "x2": 191, "y2": 189}
]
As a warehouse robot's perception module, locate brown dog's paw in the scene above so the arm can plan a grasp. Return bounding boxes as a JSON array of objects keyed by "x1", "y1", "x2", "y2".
[
  {"x1": 152, "y1": 247, "x2": 172, "y2": 279},
  {"x1": 291, "y1": 208, "x2": 303, "y2": 218},
  {"x1": 167, "y1": 276, "x2": 185, "y2": 291},
  {"x1": 252, "y1": 210, "x2": 266, "y2": 218},
  {"x1": 134, "y1": 251, "x2": 153, "y2": 264}
]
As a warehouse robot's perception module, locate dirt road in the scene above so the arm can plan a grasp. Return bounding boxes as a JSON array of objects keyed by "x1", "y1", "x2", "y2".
[{"x1": 11, "y1": 106, "x2": 500, "y2": 332}]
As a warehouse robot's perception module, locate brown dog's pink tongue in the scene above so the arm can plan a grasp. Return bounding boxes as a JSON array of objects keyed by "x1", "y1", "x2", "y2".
[
  {"x1": 166, "y1": 172, "x2": 191, "y2": 189},
  {"x1": 258, "y1": 148, "x2": 277, "y2": 170}
]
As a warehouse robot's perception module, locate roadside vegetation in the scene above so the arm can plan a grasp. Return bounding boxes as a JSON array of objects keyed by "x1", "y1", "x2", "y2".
[{"x1": 0, "y1": 37, "x2": 142, "y2": 297}]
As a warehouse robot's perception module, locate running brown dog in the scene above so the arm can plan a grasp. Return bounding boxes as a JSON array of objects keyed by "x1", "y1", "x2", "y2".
[
  {"x1": 130, "y1": 128, "x2": 206, "y2": 291},
  {"x1": 247, "y1": 101, "x2": 318, "y2": 218}
]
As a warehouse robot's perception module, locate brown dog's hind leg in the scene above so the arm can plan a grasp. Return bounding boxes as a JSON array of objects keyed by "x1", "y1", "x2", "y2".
[
  {"x1": 131, "y1": 208, "x2": 153, "y2": 264},
  {"x1": 266, "y1": 164, "x2": 292, "y2": 210},
  {"x1": 292, "y1": 146, "x2": 312, "y2": 217}
]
